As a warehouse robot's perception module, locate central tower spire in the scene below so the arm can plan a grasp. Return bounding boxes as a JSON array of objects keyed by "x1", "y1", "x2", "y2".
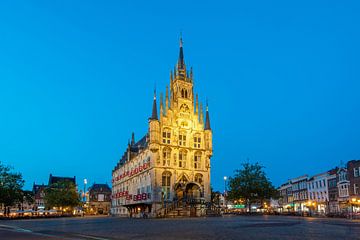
[{"x1": 178, "y1": 36, "x2": 185, "y2": 70}]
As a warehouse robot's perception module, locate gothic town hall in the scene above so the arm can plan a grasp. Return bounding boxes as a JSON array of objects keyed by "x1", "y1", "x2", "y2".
[{"x1": 111, "y1": 38, "x2": 213, "y2": 217}]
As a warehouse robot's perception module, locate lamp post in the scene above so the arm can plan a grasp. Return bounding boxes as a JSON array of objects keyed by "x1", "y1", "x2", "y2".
[
  {"x1": 224, "y1": 176, "x2": 227, "y2": 211},
  {"x1": 83, "y1": 178, "x2": 87, "y2": 203}
]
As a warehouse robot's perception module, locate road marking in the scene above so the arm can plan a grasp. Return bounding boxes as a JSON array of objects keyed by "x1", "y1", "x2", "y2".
[{"x1": 73, "y1": 234, "x2": 110, "y2": 240}]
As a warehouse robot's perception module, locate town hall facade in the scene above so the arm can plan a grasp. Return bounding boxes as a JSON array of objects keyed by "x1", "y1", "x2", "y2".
[{"x1": 111, "y1": 38, "x2": 212, "y2": 217}]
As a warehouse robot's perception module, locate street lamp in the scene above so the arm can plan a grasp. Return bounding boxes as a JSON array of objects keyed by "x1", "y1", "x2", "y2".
[
  {"x1": 224, "y1": 176, "x2": 227, "y2": 211},
  {"x1": 83, "y1": 178, "x2": 87, "y2": 203}
]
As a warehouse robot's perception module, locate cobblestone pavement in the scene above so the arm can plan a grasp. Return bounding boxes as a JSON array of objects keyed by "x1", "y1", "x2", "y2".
[{"x1": 1, "y1": 215, "x2": 360, "y2": 240}]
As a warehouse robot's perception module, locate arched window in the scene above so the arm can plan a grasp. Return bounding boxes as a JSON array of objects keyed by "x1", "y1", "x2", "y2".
[
  {"x1": 162, "y1": 171, "x2": 171, "y2": 200},
  {"x1": 194, "y1": 152, "x2": 201, "y2": 169},
  {"x1": 195, "y1": 173, "x2": 203, "y2": 185},
  {"x1": 179, "y1": 150, "x2": 187, "y2": 168},
  {"x1": 193, "y1": 133, "x2": 201, "y2": 148},
  {"x1": 162, "y1": 148, "x2": 171, "y2": 166},
  {"x1": 185, "y1": 90, "x2": 188, "y2": 98},
  {"x1": 162, "y1": 128, "x2": 171, "y2": 144},
  {"x1": 179, "y1": 131, "x2": 187, "y2": 146},
  {"x1": 181, "y1": 89, "x2": 185, "y2": 98}
]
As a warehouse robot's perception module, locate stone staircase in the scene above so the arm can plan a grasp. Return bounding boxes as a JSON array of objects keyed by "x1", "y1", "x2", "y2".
[
  {"x1": 165, "y1": 206, "x2": 190, "y2": 218},
  {"x1": 156, "y1": 199, "x2": 219, "y2": 218}
]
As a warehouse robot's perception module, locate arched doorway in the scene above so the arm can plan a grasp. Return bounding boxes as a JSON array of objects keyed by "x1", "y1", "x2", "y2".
[
  {"x1": 184, "y1": 183, "x2": 202, "y2": 217},
  {"x1": 185, "y1": 182, "x2": 201, "y2": 200}
]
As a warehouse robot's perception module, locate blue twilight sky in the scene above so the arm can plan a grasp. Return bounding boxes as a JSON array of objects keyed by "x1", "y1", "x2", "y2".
[{"x1": 0, "y1": 1, "x2": 359, "y2": 191}]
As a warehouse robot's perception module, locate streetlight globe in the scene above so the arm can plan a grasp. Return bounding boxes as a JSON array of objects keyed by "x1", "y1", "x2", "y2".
[
  {"x1": 224, "y1": 176, "x2": 227, "y2": 181},
  {"x1": 84, "y1": 178, "x2": 87, "y2": 185}
]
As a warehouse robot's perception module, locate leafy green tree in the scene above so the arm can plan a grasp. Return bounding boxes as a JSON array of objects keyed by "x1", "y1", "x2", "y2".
[
  {"x1": 0, "y1": 161, "x2": 25, "y2": 213},
  {"x1": 227, "y1": 162, "x2": 277, "y2": 212},
  {"x1": 44, "y1": 180, "x2": 80, "y2": 211}
]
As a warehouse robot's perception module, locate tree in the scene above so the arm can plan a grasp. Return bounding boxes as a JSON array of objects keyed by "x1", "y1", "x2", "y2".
[
  {"x1": 227, "y1": 162, "x2": 277, "y2": 212},
  {"x1": 44, "y1": 180, "x2": 80, "y2": 211},
  {"x1": 22, "y1": 190, "x2": 35, "y2": 207},
  {"x1": 0, "y1": 161, "x2": 25, "y2": 214},
  {"x1": 210, "y1": 186, "x2": 221, "y2": 207}
]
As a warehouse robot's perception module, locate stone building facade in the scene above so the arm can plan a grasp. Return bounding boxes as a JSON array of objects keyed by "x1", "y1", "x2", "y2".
[
  {"x1": 111, "y1": 38, "x2": 212, "y2": 217},
  {"x1": 88, "y1": 183, "x2": 111, "y2": 215},
  {"x1": 337, "y1": 167, "x2": 350, "y2": 212},
  {"x1": 291, "y1": 175, "x2": 309, "y2": 212},
  {"x1": 307, "y1": 172, "x2": 330, "y2": 215},
  {"x1": 278, "y1": 181, "x2": 293, "y2": 212},
  {"x1": 327, "y1": 168, "x2": 339, "y2": 213},
  {"x1": 347, "y1": 160, "x2": 360, "y2": 213}
]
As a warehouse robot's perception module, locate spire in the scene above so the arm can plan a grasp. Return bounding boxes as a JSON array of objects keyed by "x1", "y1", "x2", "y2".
[
  {"x1": 205, "y1": 100, "x2": 211, "y2": 130},
  {"x1": 150, "y1": 90, "x2": 158, "y2": 120},
  {"x1": 178, "y1": 35, "x2": 185, "y2": 70},
  {"x1": 165, "y1": 86, "x2": 169, "y2": 114},
  {"x1": 200, "y1": 103, "x2": 204, "y2": 124},
  {"x1": 131, "y1": 132, "x2": 135, "y2": 145},
  {"x1": 160, "y1": 92, "x2": 163, "y2": 116},
  {"x1": 195, "y1": 94, "x2": 199, "y2": 114}
]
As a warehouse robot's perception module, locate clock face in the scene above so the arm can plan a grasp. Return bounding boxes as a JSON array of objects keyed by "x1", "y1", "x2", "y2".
[{"x1": 180, "y1": 104, "x2": 190, "y2": 113}]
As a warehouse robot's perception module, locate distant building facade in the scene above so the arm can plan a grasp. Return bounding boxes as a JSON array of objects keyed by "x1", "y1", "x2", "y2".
[
  {"x1": 327, "y1": 168, "x2": 339, "y2": 213},
  {"x1": 291, "y1": 175, "x2": 309, "y2": 212},
  {"x1": 278, "y1": 160, "x2": 360, "y2": 215},
  {"x1": 337, "y1": 167, "x2": 350, "y2": 212},
  {"x1": 308, "y1": 172, "x2": 330, "y2": 214},
  {"x1": 88, "y1": 183, "x2": 111, "y2": 215},
  {"x1": 32, "y1": 174, "x2": 77, "y2": 209},
  {"x1": 278, "y1": 181, "x2": 293, "y2": 212},
  {"x1": 111, "y1": 38, "x2": 213, "y2": 217},
  {"x1": 347, "y1": 160, "x2": 360, "y2": 214},
  {"x1": 33, "y1": 183, "x2": 46, "y2": 210}
]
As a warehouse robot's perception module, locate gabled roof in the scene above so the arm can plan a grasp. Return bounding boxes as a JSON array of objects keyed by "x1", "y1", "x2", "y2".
[
  {"x1": 89, "y1": 183, "x2": 111, "y2": 192},
  {"x1": 48, "y1": 174, "x2": 76, "y2": 185}
]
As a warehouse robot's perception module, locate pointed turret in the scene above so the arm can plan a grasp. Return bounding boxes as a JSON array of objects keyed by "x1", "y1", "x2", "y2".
[
  {"x1": 160, "y1": 92, "x2": 163, "y2": 117},
  {"x1": 150, "y1": 91, "x2": 158, "y2": 120},
  {"x1": 165, "y1": 86, "x2": 169, "y2": 114},
  {"x1": 195, "y1": 94, "x2": 199, "y2": 114},
  {"x1": 178, "y1": 36, "x2": 185, "y2": 70},
  {"x1": 200, "y1": 103, "x2": 204, "y2": 124},
  {"x1": 205, "y1": 102, "x2": 211, "y2": 130},
  {"x1": 131, "y1": 132, "x2": 135, "y2": 145}
]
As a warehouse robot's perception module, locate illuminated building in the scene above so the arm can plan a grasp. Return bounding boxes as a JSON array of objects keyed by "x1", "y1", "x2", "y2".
[{"x1": 111, "y1": 38, "x2": 212, "y2": 217}]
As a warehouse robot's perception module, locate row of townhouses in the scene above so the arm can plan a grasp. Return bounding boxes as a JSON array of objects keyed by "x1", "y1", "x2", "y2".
[
  {"x1": 26, "y1": 174, "x2": 111, "y2": 215},
  {"x1": 278, "y1": 160, "x2": 360, "y2": 215}
]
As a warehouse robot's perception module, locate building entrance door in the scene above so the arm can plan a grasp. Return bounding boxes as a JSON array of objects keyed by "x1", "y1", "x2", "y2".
[{"x1": 190, "y1": 206, "x2": 197, "y2": 217}]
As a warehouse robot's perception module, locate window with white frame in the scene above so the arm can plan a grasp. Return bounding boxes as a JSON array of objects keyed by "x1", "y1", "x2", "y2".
[
  {"x1": 354, "y1": 184, "x2": 359, "y2": 195},
  {"x1": 162, "y1": 171, "x2": 171, "y2": 200},
  {"x1": 194, "y1": 152, "x2": 201, "y2": 169},
  {"x1": 162, "y1": 148, "x2": 171, "y2": 166},
  {"x1": 179, "y1": 150, "x2": 187, "y2": 168},
  {"x1": 162, "y1": 129, "x2": 171, "y2": 144},
  {"x1": 354, "y1": 168, "x2": 359, "y2": 177},
  {"x1": 193, "y1": 134, "x2": 201, "y2": 148},
  {"x1": 179, "y1": 132, "x2": 186, "y2": 146}
]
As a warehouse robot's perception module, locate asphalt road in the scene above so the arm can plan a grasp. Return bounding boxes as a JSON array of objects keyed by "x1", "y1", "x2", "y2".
[{"x1": 1, "y1": 215, "x2": 360, "y2": 240}]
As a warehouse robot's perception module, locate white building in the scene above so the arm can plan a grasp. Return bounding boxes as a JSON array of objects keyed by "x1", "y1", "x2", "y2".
[{"x1": 307, "y1": 172, "x2": 330, "y2": 214}]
